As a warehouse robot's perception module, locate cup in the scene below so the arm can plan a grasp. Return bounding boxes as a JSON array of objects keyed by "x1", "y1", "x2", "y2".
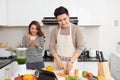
[{"x1": 30, "y1": 36, "x2": 36, "y2": 40}]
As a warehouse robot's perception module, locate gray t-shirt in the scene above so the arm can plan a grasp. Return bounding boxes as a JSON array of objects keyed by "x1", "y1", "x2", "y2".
[{"x1": 22, "y1": 35, "x2": 44, "y2": 63}]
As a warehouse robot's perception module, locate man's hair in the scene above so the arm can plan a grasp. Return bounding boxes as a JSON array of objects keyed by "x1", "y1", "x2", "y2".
[{"x1": 54, "y1": 6, "x2": 69, "y2": 18}]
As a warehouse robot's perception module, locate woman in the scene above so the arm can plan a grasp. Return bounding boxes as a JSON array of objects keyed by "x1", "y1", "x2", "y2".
[
  {"x1": 22, "y1": 20, "x2": 45, "y2": 70},
  {"x1": 50, "y1": 6, "x2": 84, "y2": 74}
]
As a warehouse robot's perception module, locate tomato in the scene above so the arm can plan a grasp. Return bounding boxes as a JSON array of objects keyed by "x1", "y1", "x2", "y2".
[
  {"x1": 14, "y1": 76, "x2": 22, "y2": 80},
  {"x1": 86, "y1": 72, "x2": 93, "y2": 79},
  {"x1": 33, "y1": 75, "x2": 38, "y2": 80}
]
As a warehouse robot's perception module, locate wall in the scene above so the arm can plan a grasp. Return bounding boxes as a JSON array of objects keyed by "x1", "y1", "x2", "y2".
[
  {"x1": 99, "y1": 0, "x2": 120, "y2": 59},
  {"x1": 0, "y1": 26, "x2": 99, "y2": 51},
  {"x1": 0, "y1": 26, "x2": 27, "y2": 48}
]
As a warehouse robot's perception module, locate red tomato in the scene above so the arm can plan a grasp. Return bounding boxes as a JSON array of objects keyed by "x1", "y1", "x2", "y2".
[
  {"x1": 86, "y1": 72, "x2": 93, "y2": 79},
  {"x1": 33, "y1": 75, "x2": 38, "y2": 80},
  {"x1": 14, "y1": 76, "x2": 22, "y2": 80}
]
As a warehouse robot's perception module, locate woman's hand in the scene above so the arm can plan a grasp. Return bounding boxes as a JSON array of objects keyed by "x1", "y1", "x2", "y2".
[
  {"x1": 26, "y1": 40, "x2": 33, "y2": 47},
  {"x1": 26, "y1": 40, "x2": 39, "y2": 47},
  {"x1": 32, "y1": 40, "x2": 39, "y2": 47},
  {"x1": 56, "y1": 60, "x2": 65, "y2": 70}
]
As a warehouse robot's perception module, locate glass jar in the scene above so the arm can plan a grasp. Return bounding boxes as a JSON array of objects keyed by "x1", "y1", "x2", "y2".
[
  {"x1": 5, "y1": 68, "x2": 11, "y2": 80},
  {"x1": 16, "y1": 48, "x2": 27, "y2": 64}
]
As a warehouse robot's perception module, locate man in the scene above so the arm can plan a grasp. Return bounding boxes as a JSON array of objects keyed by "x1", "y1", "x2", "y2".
[{"x1": 49, "y1": 6, "x2": 84, "y2": 74}]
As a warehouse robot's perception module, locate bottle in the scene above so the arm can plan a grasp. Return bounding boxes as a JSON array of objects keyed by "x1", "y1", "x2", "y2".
[{"x1": 5, "y1": 68, "x2": 11, "y2": 80}]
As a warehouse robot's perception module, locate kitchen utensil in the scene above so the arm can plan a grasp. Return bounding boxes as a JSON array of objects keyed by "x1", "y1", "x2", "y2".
[
  {"x1": 16, "y1": 48, "x2": 27, "y2": 64},
  {"x1": 100, "y1": 51, "x2": 104, "y2": 62},
  {"x1": 38, "y1": 69, "x2": 58, "y2": 80},
  {"x1": 30, "y1": 36, "x2": 36, "y2": 40},
  {"x1": 96, "y1": 51, "x2": 101, "y2": 62},
  {"x1": 97, "y1": 51, "x2": 112, "y2": 80},
  {"x1": 89, "y1": 49, "x2": 96, "y2": 57}
]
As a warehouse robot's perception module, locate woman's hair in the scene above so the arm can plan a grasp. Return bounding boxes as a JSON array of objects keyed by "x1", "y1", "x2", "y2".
[
  {"x1": 54, "y1": 6, "x2": 69, "y2": 18},
  {"x1": 28, "y1": 20, "x2": 44, "y2": 37}
]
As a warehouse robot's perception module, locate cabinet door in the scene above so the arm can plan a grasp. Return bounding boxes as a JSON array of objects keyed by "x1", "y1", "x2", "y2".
[
  {"x1": 0, "y1": 0, "x2": 7, "y2": 25},
  {"x1": 7, "y1": 0, "x2": 78, "y2": 26},
  {"x1": 0, "y1": 63, "x2": 13, "y2": 80},
  {"x1": 41, "y1": 0, "x2": 78, "y2": 16},
  {"x1": 8, "y1": 0, "x2": 43, "y2": 26},
  {"x1": 78, "y1": 0, "x2": 105, "y2": 25}
]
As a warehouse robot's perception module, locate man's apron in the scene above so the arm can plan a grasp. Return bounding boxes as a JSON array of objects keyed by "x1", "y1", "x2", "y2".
[{"x1": 54, "y1": 26, "x2": 78, "y2": 74}]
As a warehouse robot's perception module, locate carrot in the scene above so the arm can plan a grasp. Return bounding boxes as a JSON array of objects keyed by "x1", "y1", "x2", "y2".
[{"x1": 74, "y1": 69, "x2": 79, "y2": 76}]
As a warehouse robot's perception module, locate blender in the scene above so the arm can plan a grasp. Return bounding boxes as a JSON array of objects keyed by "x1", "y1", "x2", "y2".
[{"x1": 16, "y1": 48, "x2": 27, "y2": 64}]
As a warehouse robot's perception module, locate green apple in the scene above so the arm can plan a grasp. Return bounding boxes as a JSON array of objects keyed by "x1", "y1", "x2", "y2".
[{"x1": 82, "y1": 71, "x2": 88, "y2": 78}]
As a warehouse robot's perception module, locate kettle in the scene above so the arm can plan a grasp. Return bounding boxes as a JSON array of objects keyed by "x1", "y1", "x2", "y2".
[{"x1": 16, "y1": 48, "x2": 27, "y2": 64}]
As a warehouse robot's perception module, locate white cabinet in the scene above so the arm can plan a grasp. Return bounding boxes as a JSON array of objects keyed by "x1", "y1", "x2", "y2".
[
  {"x1": 78, "y1": 0, "x2": 105, "y2": 25},
  {"x1": 0, "y1": 0, "x2": 104, "y2": 26},
  {"x1": 0, "y1": 0, "x2": 7, "y2": 25},
  {"x1": 7, "y1": 0, "x2": 78, "y2": 26},
  {"x1": 0, "y1": 62, "x2": 15, "y2": 80},
  {"x1": 7, "y1": 0, "x2": 43, "y2": 26},
  {"x1": 41, "y1": 0, "x2": 78, "y2": 17},
  {"x1": 110, "y1": 52, "x2": 120, "y2": 80}
]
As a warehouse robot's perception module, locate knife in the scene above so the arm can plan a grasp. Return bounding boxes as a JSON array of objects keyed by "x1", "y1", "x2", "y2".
[
  {"x1": 100, "y1": 51, "x2": 104, "y2": 62},
  {"x1": 96, "y1": 51, "x2": 101, "y2": 62}
]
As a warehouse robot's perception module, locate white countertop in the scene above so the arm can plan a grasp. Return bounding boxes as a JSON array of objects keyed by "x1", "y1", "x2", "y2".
[{"x1": 10, "y1": 61, "x2": 114, "y2": 80}]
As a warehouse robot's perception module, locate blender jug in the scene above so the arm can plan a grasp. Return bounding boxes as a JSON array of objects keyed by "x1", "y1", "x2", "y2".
[{"x1": 16, "y1": 48, "x2": 27, "y2": 64}]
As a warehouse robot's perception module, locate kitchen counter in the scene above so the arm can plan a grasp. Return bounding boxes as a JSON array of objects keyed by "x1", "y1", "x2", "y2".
[
  {"x1": 0, "y1": 56, "x2": 16, "y2": 69},
  {"x1": 43, "y1": 56, "x2": 107, "y2": 62},
  {"x1": 10, "y1": 61, "x2": 114, "y2": 80},
  {"x1": 0, "y1": 56, "x2": 107, "y2": 69}
]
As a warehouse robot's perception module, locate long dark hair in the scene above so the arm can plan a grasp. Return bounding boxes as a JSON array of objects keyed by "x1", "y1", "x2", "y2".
[{"x1": 28, "y1": 20, "x2": 44, "y2": 37}]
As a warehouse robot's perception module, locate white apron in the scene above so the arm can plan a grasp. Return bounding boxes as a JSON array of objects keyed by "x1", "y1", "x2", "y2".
[{"x1": 54, "y1": 26, "x2": 78, "y2": 74}]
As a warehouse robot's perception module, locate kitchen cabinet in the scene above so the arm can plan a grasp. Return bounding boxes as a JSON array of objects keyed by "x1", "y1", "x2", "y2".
[
  {"x1": 0, "y1": 0, "x2": 104, "y2": 26},
  {"x1": 7, "y1": 0, "x2": 44, "y2": 26},
  {"x1": 0, "y1": 0, "x2": 7, "y2": 25},
  {"x1": 110, "y1": 52, "x2": 120, "y2": 80},
  {"x1": 7, "y1": 0, "x2": 78, "y2": 26},
  {"x1": 0, "y1": 61, "x2": 17, "y2": 80},
  {"x1": 78, "y1": 0, "x2": 105, "y2": 25}
]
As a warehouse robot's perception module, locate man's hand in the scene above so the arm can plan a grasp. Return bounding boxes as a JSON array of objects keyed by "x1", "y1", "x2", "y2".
[
  {"x1": 56, "y1": 60, "x2": 65, "y2": 70},
  {"x1": 66, "y1": 61, "x2": 73, "y2": 71}
]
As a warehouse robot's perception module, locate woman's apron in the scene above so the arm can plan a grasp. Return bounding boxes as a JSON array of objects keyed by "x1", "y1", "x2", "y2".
[{"x1": 54, "y1": 26, "x2": 78, "y2": 74}]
